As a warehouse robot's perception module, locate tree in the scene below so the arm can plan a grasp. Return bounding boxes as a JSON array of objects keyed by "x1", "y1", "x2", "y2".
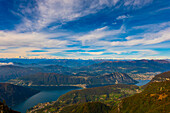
[{"x1": 3, "y1": 100, "x2": 6, "y2": 105}]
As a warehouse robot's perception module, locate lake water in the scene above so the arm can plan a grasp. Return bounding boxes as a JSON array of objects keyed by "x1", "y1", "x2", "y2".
[
  {"x1": 12, "y1": 86, "x2": 82, "y2": 113},
  {"x1": 12, "y1": 80, "x2": 150, "y2": 113},
  {"x1": 136, "y1": 80, "x2": 150, "y2": 86}
]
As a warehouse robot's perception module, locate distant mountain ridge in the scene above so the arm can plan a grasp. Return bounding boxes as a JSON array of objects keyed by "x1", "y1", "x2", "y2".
[
  {"x1": 80, "y1": 59, "x2": 170, "y2": 74},
  {"x1": 0, "y1": 59, "x2": 169, "y2": 81}
]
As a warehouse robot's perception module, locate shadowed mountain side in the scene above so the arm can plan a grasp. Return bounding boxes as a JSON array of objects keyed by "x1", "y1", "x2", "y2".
[{"x1": 0, "y1": 83, "x2": 40, "y2": 106}]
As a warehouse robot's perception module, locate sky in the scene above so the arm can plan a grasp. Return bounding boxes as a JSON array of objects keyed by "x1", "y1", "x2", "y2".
[{"x1": 0, "y1": 0, "x2": 170, "y2": 59}]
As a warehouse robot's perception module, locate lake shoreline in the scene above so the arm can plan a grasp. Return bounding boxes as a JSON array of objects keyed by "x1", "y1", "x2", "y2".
[{"x1": 11, "y1": 80, "x2": 150, "y2": 113}]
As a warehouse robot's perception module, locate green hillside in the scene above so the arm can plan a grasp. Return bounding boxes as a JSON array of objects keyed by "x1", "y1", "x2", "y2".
[
  {"x1": 60, "y1": 102, "x2": 111, "y2": 113},
  {"x1": 111, "y1": 80, "x2": 170, "y2": 113}
]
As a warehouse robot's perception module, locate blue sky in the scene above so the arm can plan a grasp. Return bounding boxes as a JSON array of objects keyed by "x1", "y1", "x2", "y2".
[{"x1": 0, "y1": 0, "x2": 170, "y2": 59}]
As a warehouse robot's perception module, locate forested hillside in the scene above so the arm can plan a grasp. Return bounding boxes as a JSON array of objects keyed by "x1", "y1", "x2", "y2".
[
  {"x1": 10, "y1": 72, "x2": 138, "y2": 86},
  {"x1": 60, "y1": 102, "x2": 111, "y2": 113},
  {"x1": 111, "y1": 80, "x2": 170, "y2": 113}
]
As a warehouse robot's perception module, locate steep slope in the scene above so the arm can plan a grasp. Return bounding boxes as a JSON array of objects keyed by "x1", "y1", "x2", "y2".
[
  {"x1": 111, "y1": 71, "x2": 170, "y2": 113},
  {"x1": 0, "y1": 101, "x2": 20, "y2": 113},
  {"x1": 150, "y1": 71, "x2": 170, "y2": 82},
  {"x1": 10, "y1": 72, "x2": 138, "y2": 86},
  {"x1": 142, "y1": 71, "x2": 170, "y2": 88},
  {"x1": 0, "y1": 83, "x2": 39, "y2": 106}
]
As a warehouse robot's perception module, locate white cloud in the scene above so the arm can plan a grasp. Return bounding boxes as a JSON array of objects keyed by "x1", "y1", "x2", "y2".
[
  {"x1": 0, "y1": 62, "x2": 14, "y2": 66},
  {"x1": 105, "y1": 48, "x2": 158, "y2": 55},
  {"x1": 111, "y1": 27, "x2": 170, "y2": 46},
  {"x1": 16, "y1": 0, "x2": 115, "y2": 31},
  {"x1": 76, "y1": 26, "x2": 124, "y2": 46},
  {"x1": 132, "y1": 22, "x2": 170, "y2": 32},
  {"x1": 15, "y1": 0, "x2": 153, "y2": 31},
  {"x1": 0, "y1": 31, "x2": 68, "y2": 48},
  {"x1": 116, "y1": 15, "x2": 131, "y2": 20},
  {"x1": 124, "y1": 0, "x2": 153, "y2": 9},
  {"x1": 155, "y1": 7, "x2": 170, "y2": 12},
  {"x1": 80, "y1": 52, "x2": 104, "y2": 55}
]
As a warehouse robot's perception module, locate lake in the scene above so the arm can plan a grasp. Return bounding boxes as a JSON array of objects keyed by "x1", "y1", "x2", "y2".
[
  {"x1": 12, "y1": 80, "x2": 150, "y2": 113},
  {"x1": 12, "y1": 86, "x2": 82, "y2": 113},
  {"x1": 136, "y1": 80, "x2": 150, "y2": 86}
]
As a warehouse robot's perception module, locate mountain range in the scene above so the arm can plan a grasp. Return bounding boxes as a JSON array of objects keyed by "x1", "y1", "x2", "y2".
[{"x1": 0, "y1": 59, "x2": 170, "y2": 82}]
